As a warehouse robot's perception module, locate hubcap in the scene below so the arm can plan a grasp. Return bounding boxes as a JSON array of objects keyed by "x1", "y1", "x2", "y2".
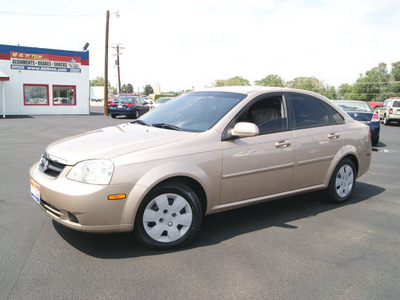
[
  {"x1": 142, "y1": 193, "x2": 193, "y2": 243},
  {"x1": 335, "y1": 164, "x2": 354, "y2": 198}
]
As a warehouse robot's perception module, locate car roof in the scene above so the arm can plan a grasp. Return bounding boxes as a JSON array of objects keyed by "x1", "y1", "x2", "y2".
[
  {"x1": 335, "y1": 100, "x2": 366, "y2": 103},
  {"x1": 195, "y1": 86, "x2": 331, "y2": 100}
]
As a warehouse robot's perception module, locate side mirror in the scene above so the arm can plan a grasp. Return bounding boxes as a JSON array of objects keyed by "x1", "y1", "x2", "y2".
[{"x1": 231, "y1": 122, "x2": 259, "y2": 138}]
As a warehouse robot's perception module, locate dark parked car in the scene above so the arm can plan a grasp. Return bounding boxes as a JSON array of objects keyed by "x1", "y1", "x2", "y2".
[
  {"x1": 109, "y1": 95, "x2": 150, "y2": 119},
  {"x1": 336, "y1": 100, "x2": 380, "y2": 145}
]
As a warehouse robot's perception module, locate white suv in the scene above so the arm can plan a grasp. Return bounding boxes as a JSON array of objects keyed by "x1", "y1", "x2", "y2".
[{"x1": 379, "y1": 97, "x2": 400, "y2": 125}]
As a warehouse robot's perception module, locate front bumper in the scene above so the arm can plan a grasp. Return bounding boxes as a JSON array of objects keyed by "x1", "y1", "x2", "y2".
[{"x1": 29, "y1": 162, "x2": 134, "y2": 233}]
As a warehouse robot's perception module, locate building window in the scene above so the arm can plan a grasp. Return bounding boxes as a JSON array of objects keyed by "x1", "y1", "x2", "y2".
[
  {"x1": 24, "y1": 84, "x2": 49, "y2": 105},
  {"x1": 53, "y1": 85, "x2": 76, "y2": 105}
]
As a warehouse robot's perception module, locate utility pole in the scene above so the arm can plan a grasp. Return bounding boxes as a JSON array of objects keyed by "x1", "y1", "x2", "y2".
[
  {"x1": 112, "y1": 44, "x2": 124, "y2": 94},
  {"x1": 104, "y1": 10, "x2": 110, "y2": 116}
]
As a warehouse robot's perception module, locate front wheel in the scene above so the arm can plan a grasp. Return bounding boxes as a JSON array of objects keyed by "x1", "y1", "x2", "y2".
[
  {"x1": 383, "y1": 115, "x2": 390, "y2": 125},
  {"x1": 134, "y1": 183, "x2": 202, "y2": 250},
  {"x1": 324, "y1": 158, "x2": 356, "y2": 203}
]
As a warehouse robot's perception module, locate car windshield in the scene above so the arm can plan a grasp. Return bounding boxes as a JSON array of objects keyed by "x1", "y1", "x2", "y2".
[
  {"x1": 336, "y1": 101, "x2": 372, "y2": 112},
  {"x1": 157, "y1": 98, "x2": 170, "y2": 104},
  {"x1": 140, "y1": 91, "x2": 246, "y2": 132}
]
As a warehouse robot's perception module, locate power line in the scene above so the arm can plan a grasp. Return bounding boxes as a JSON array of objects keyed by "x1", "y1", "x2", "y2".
[{"x1": 0, "y1": 11, "x2": 104, "y2": 17}]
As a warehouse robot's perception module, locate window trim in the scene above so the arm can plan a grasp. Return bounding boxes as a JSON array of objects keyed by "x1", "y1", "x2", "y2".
[
  {"x1": 23, "y1": 84, "x2": 49, "y2": 106},
  {"x1": 53, "y1": 85, "x2": 77, "y2": 106}
]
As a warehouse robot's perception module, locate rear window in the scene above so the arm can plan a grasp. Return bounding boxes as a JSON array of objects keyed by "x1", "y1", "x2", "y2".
[{"x1": 393, "y1": 101, "x2": 400, "y2": 107}]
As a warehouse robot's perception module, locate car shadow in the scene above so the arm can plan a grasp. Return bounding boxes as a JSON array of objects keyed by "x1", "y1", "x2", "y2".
[
  {"x1": 53, "y1": 182, "x2": 385, "y2": 258},
  {"x1": 372, "y1": 141, "x2": 387, "y2": 148}
]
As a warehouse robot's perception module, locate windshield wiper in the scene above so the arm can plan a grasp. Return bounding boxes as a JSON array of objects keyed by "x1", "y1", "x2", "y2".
[
  {"x1": 131, "y1": 120, "x2": 149, "y2": 126},
  {"x1": 151, "y1": 123, "x2": 182, "y2": 131}
]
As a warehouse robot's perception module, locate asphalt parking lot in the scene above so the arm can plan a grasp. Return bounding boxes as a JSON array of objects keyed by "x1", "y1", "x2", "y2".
[{"x1": 1, "y1": 110, "x2": 400, "y2": 300}]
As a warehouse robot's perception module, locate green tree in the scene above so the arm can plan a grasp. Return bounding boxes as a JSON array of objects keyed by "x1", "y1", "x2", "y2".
[
  {"x1": 121, "y1": 83, "x2": 133, "y2": 93},
  {"x1": 213, "y1": 76, "x2": 250, "y2": 87},
  {"x1": 287, "y1": 76, "x2": 325, "y2": 94},
  {"x1": 346, "y1": 63, "x2": 391, "y2": 101},
  {"x1": 338, "y1": 83, "x2": 356, "y2": 99},
  {"x1": 144, "y1": 85, "x2": 154, "y2": 95},
  {"x1": 90, "y1": 76, "x2": 106, "y2": 86},
  {"x1": 254, "y1": 74, "x2": 285, "y2": 87},
  {"x1": 387, "y1": 61, "x2": 400, "y2": 98},
  {"x1": 324, "y1": 85, "x2": 338, "y2": 100}
]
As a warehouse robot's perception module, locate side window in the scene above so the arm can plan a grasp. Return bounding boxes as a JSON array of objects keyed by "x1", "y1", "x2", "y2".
[
  {"x1": 235, "y1": 95, "x2": 287, "y2": 134},
  {"x1": 322, "y1": 102, "x2": 345, "y2": 124},
  {"x1": 289, "y1": 94, "x2": 334, "y2": 129}
]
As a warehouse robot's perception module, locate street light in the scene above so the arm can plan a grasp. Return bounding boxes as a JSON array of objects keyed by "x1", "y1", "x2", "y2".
[{"x1": 104, "y1": 10, "x2": 119, "y2": 116}]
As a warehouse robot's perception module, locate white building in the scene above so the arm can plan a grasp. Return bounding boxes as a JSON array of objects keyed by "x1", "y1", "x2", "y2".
[{"x1": 0, "y1": 44, "x2": 90, "y2": 117}]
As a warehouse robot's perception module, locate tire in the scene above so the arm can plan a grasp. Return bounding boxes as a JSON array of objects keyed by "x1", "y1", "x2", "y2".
[
  {"x1": 134, "y1": 110, "x2": 139, "y2": 119},
  {"x1": 383, "y1": 115, "x2": 389, "y2": 125},
  {"x1": 111, "y1": 114, "x2": 116, "y2": 119},
  {"x1": 134, "y1": 182, "x2": 202, "y2": 250},
  {"x1": 324, "y1": 158, "x2": 356, "y2": 204}
]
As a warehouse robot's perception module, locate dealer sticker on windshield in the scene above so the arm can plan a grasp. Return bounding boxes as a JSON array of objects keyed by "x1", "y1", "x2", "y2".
[{"x1": 30, "y1": 180, "x2": 40, "y2": 204}]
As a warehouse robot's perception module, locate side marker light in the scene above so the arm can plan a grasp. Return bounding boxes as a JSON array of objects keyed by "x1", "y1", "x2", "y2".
[{"x1": 108, "y1": 194, "x2": 126, "y2": 200}]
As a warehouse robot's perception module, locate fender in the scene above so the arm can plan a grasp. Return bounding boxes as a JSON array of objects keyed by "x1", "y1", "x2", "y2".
[
  {"x1": 120, "y1": 160, "x2": 220, "y2": 228},
  {"x1": 323, "y1": 144, "x2": 360, "y2": 186}
]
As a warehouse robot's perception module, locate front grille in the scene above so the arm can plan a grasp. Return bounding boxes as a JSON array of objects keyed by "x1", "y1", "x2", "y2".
[{"x1": 39, "y1": 153, "x2": 67, "y2": 178}]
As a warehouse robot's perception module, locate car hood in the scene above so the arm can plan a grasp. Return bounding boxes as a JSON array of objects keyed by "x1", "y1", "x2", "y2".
[{"x1": 46, "y1": 123, "x2": 198, "y2": 165}]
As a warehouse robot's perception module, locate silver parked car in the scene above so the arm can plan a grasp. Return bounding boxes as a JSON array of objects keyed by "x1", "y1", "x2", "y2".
[{"x1": 30, "y1": 87, "x2": 371, "y2": 249}]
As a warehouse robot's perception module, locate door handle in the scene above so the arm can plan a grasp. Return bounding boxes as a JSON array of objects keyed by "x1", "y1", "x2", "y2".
[
  {"x1": 275, "y1": 140, "x2": 291, "y2": 148},
  {"x1": 328, "y1": 133, "x2": 340, "y2": 139}
]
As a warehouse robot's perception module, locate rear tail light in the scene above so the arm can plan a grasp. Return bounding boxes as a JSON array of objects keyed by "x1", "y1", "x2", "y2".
[
  {"x1": 125, "y1": 103, "x2": 133, "y2": 107},
  {"x1": 109, "y1": 103, "x2": 115, "y2": 107},
  {"x1": 368, "y1": 126, "x2": 371, "y2": 141},
  {"x1": 389, "y1": 108, "x2": 393, "y2": 114},
  {"x1": 372, "y1": 113, "x2": 379, "y2": 121}
]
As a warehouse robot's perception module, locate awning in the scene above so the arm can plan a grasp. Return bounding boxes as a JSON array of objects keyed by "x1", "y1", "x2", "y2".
[
  {"x1": 0, "y1": 70, "x2": 10, "y2": 81},
  {"x1": 0, "y1": 70, "x2": 9, "y2": 118}
]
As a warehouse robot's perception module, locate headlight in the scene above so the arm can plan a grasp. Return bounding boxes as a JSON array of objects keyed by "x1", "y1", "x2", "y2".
[{"x1": 67, "y1": 160, "x2": 114, "y2": 185}]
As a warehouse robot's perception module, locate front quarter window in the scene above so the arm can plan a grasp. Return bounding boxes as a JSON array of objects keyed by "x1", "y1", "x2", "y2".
[{"x1": 140, "y1": 92, "x2": 246, "y2": 132}]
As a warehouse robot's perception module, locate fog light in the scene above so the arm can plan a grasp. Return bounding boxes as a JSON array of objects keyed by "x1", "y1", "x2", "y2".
[{"x1": 68, "y1": 212, "x2": 79, "y2": 223}]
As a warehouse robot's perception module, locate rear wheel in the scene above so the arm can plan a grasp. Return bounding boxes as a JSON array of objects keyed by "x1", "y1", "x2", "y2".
[
  {"x1": 134, "y1": 183, "x2": 202, "y2": 250},
  {"x1": 325, "y1": 158, "x2": 356, "y2": 203},
  {"x1": 111, "y1": 114, "x2": 116, "y2": 119}
]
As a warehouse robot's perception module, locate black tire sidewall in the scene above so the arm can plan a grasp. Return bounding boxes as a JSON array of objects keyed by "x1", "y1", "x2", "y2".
[
  {"x1": 326, "y1": 158, "x2": 356, "y2": 204},
  {"x1": 134, "y1": 183, "x2": 202, "y2": 250}
]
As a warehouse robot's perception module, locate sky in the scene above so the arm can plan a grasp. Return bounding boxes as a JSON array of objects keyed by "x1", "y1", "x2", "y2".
[{"x1": 1, "y1": 0, "x2": 400, "y2": 93}]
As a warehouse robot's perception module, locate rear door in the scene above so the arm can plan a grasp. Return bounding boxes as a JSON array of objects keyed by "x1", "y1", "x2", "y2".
[{"x1": 286, "y1": 93, "x2": 344, "y2": 189}]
